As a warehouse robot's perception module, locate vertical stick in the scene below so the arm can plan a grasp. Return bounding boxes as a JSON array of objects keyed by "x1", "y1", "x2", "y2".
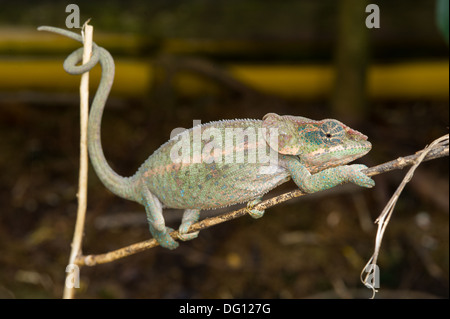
[{"x1": 63, "y1": 21, "x2": 93, "y2": 299}]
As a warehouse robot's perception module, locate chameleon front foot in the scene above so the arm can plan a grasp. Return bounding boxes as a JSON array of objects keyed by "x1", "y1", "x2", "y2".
[{"x1": 246, "y1": 198, "x2": 265, "y2": 219}]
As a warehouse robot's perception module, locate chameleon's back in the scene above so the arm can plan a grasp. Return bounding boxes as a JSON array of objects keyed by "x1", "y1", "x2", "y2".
[{"x1": 138, "y1": 119, "x2": 290, "y2": 209}]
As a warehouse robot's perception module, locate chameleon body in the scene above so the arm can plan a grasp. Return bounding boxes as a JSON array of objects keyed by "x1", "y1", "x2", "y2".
[{"x1": 39, "y1": 26, "x2": 375, "y2": 250}]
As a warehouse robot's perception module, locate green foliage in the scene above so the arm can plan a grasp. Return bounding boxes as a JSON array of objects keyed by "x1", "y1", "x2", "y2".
[{"x1": 436, "y1": 0, "x2": 449, "y2": 44}]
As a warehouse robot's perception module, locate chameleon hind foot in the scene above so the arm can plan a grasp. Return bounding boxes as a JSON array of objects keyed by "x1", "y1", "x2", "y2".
[
  {"x1": 149, "y1": 225, "x2": 179, "y2": 250},
  {"x1": 246, "y1": 198, "x2": 265, "y2": 219},
  {"x1": 178, "y1": 209, "x2": 200, "y2": 241}
]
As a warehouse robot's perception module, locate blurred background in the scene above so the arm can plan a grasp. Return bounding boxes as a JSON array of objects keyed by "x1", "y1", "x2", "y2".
[{"x1": 0, "y1": 0, "x2": 448, "y2": 298}]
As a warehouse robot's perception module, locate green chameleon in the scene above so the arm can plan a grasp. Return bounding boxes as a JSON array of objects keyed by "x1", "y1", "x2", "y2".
[{"x1": 38, "y1": 26, "x2": 375, "y2": 250}]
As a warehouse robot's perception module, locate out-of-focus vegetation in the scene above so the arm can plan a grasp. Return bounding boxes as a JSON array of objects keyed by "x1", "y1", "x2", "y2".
[
  {"x1": 0, "y1": 0, "x2": 447, "y2": 59},
  {"x1": 436, "y1": 0, "x2": 449, "y2": 44},
  {"x1": 0, "y1": 1, "x2": 448, "y2": 100}
]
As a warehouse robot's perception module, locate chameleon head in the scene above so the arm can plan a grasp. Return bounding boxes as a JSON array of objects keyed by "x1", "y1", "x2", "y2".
[{"x1": 262, "y1": 113, "x2": 372, "y2": 169}]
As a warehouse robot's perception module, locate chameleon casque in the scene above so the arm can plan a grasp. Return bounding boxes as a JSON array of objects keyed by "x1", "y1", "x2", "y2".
[{"x1": 39, "y1": 26, "x2": 375, "y2": 250}]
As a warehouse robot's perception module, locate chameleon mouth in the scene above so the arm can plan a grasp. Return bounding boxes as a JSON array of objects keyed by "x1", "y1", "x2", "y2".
[
  {"x1": 309, "y1": 142, "x2": 371, "y2": 156},
  {"x1": 304, "y1": 141, "x2": 371, "y2": 168}
]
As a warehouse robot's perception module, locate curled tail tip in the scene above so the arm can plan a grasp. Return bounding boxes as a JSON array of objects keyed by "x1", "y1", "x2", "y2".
[
  {"x1": 37, "y1": 26, "x2": 61, "y2": 32},
  {"x1": 36, "y1": 25, "x2": 82, "y2": 42},
  {"x1": 37, "y1": 25, "x2": 63, "y2": 34}
]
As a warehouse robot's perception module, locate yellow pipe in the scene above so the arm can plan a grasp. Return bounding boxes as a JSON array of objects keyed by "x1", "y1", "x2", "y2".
[
  {"x1": 0, "y1": 59, "x2": 448, "y2": 99},
  {"x1": 0, "y1": 59, "x2": 152, "y2": 97}
]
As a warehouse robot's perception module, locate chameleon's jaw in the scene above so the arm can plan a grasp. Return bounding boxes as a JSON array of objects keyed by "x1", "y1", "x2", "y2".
[{"x1": 302, "y1": 139, "x2": 372, "y2": 168}]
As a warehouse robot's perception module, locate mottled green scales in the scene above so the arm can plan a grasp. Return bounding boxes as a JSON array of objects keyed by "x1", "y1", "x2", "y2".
[
  {"x1": 140, "y1": 119, "x2": 291, "y2": 210},
  {"x1": 39, "y1": 26, "x2": 375, "y2": 250}
]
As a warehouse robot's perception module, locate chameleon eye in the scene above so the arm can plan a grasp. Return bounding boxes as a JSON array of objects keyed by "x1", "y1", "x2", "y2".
[{"x1": 326, "y1": 133, "x2": 332, "y2": 138}]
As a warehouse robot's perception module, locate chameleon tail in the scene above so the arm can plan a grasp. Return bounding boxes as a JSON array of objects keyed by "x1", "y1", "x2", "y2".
[{"x1": 38, "y1": 26, "x2": 137, "y2": 202}]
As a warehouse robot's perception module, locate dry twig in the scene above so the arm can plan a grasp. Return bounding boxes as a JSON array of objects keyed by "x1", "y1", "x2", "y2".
[
  {"x1": 360, "y1": 134, "x2": 449, "y2": 298},
  {"x1": 63, "y1": 21, "x2": 93, "y2": 299}
]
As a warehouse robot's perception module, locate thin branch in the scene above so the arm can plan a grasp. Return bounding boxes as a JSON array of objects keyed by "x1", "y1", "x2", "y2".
[
  {"x1": 75, "y1": 135, "x2": 448, "y2": 266},
  {"x1": 361, "y1": 133, "x2": 449, "y2": 298},
  {"x1": 63, "y1": 22, "x2": 93, "y2": 299}
]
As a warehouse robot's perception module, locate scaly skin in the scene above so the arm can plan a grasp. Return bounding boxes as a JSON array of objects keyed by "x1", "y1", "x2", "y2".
[{"x1": 39, "y1": 26, "x2": 375, "y2": 250}]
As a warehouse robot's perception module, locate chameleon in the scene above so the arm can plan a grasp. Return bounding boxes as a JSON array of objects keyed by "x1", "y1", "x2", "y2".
[{"x1": 38, "y1": 26, "x2": 375, "y2": 250}]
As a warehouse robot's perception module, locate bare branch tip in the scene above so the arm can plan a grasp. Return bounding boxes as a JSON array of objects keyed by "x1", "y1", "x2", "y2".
[{"x1": 82, "y1": 18, "x2": 92, "y2": 29}]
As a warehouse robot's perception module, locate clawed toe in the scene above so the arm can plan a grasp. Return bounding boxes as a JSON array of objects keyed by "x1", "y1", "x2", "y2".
[
  {"x1": 178, "y1": 231, "x2": 199, "y2": 241},
  {"x1": 246, "y1": 198, "x2": 265, "y2": 219}
]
